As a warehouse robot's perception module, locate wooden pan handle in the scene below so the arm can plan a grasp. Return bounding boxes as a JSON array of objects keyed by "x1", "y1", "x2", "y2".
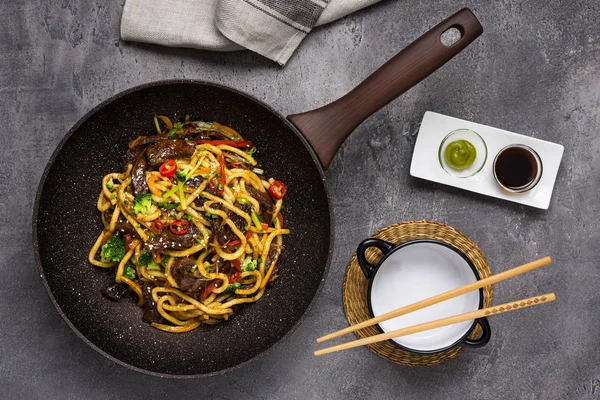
[{"x1": 287, "y1": 8, "x2": 483, "y2": 168}]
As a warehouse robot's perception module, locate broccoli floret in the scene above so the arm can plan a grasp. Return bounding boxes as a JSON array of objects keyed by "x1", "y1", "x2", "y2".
[
  {"x1": 175, "y1": 169, "x2": 187, "y2": 182},
  {"x1": 101, "y1": 236, "x2": 126, "y2": 262},
  {"x1": 224, "y1": 282, "x2": 241, "y2": 293},
  {"x1": 137, "y1": 252, "x2": 152, "y2": 266},
  {"x1": 137, "y1": 252, "x2": 161, "y2": 271},
  {"x1": 133, "y1": 193, "x2": 152, "y2": 215},
  {"x1": 123, "y1": 262, "x2": 136, "y2": 279},
  {"x1": 241, "y1": 256, "x2": 257, "y2": 272}
]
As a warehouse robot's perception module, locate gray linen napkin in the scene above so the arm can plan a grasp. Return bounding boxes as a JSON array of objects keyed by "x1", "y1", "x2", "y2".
[{"x1": 121, "y1": 0, "x2": 381, "y2": 65}]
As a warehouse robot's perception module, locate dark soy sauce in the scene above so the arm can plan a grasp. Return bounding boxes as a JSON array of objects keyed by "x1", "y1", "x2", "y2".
[{"x1": 494, "y1": 146, "x2": 538, "y2": 189}]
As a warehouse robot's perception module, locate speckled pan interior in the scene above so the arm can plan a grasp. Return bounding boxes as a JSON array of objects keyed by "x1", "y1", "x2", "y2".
[{"x1": 33, "y1": 81, "x2": 332, "y2": 378}]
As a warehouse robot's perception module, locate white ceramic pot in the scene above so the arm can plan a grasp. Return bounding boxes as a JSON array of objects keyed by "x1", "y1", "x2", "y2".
[{"x1": 357, "y1": 238, "x2": 491, "y2": 354}]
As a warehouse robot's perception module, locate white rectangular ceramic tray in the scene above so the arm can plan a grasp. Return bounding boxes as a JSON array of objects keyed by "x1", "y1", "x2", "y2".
[{"x1": 410, "y1": 111, "x2": 564, "y2": 209}]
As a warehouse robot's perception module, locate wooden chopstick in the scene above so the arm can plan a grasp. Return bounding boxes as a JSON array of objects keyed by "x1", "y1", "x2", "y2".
[
  {"x1": 317, "y1": 256, "x2": 552, "y2": 343},
  {"x1": 314, "y1": 293, "x2": 556, "y2": 356}
]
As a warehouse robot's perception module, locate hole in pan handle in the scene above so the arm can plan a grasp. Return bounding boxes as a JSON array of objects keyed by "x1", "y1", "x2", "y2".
[
  {"x1": 288, "y1": 8, "x2": 483, "y2": 169},
  {"x1": 356, "y1": 238, "x2": 394, "y2": 279},
  {"x1": 440, "y1": 26, "x2": 463, "y2": 46},
  {"x1": 461, "y1": 317, "x2": 492, "y2": 348}
]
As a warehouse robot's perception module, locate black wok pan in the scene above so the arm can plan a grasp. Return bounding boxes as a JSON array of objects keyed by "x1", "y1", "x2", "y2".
[{"x1": 33, "y1": 9, "x2": 482, "y2": 377}]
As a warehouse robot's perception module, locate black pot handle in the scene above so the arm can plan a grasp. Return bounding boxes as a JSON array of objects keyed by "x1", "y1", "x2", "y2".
[
  {"x1": 462, "y1": 317, "x2": 491, "y2": 348},
  {"x1": 356, "y1": 238, "x2": 394, "y2": 279}
]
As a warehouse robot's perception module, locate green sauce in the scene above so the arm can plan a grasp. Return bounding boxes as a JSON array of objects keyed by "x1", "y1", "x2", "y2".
[{"x1": 444, "y1": 140, "x2": 476, "y2": 170}]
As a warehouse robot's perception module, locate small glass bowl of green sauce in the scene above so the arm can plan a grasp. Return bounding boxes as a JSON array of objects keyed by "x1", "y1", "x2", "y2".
[{"x1": 438, "y1": 129, "x2": 487, "y2": 178}]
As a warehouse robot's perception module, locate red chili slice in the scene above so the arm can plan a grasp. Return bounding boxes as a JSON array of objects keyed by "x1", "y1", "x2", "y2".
[
  {"x1": 169, "y1": 220, "x2": 189, "y2": 235},
  {"x1": 268, "y1": 180, "x2": 287, "y2": 200},
  {"x1": 124, "y1": 234, "x2": 131, "y2": 252},
  {"x1": 200, "y1": 280, "x2": 222, "y2": 300},
  {"x1": 245, "y1": 231, "x2": 253, "y2": 239},
  {"x1": 153, "y1": 220, "x2": 163, "y2": 231},
  {"x1": 196, "y1": 140, "x2": 253, "y2": 148},
  {"x1": 208, "y1": 178, "x2": 219, "y2": 195},
  {"x1": 229, "y1": 271, "x2": 240, "y2": 283},
  {"x1": 159, "y1": 159, "x2": 177, "y2": 177},
  {"x1": 260, "y1": 222, "x2": 269, "y2": 231},
  {"x1": 231, "y1": 259, "x2": 241, "y2": 270},
  {"x1": 227, "y1": 239, "x2": 241, "y2": 247}
]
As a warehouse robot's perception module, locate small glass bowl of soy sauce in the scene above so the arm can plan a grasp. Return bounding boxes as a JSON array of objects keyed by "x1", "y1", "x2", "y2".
[{"x1": 493, "y1": 144, "x2": 543, "y2": 193}]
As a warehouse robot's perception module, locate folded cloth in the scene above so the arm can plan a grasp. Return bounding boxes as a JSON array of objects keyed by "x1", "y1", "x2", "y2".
[{"x1": 121, "y1": 0, "x2": 381, "y2": 65}]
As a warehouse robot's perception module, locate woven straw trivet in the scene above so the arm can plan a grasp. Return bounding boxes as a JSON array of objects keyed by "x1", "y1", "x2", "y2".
[{"x1": 342, "y1": 220, "x2": 493, "y2": 366}]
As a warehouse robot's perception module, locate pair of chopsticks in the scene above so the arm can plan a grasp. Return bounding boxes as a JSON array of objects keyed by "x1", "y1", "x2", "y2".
[{"x1": 314, "y1": 256, "x2": 555, "y2": 356}]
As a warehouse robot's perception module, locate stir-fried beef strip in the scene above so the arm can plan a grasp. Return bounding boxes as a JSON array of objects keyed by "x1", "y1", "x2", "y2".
[
  {"x1": 124, "y1": 137, "x2": 167, "y2": 194},
  {"x1": 212, "y1": 259, "x2": 235, "y2": 275},
  {"x1": 145, "y1": 140, "x2": 196, "y2": 167},
  {"x1": 102, "y1": 211, "x2": 139, "y2": 239},
  {"x1": 123, "y1": 145, "x2": 145, "y2": 167},
  {"x1": 246, "y1": 186, "x2": 275, "y2": 216},
  {"x1": 185, "y1": 175, "x2": 205, "y2": 189},
  {"x1": 219, "y1": 209, "x2": 249, "y2": 244},
  {"x1": 145, "y1": 224, "x2": 199, "y2": 251},
  {"x1": 230, "y1": 204, "x2": 252, "y2": 231},
  {"x1": 170, "y1": 257, "x2": 226, "y2": 296},
  {"x1": 180, "y1": 122, "x2": 241, "y2": 141},
  {"x1": 206, "y1": 204, "x2": 249, "y2": 246},
  {"x1": 101, "y1": 283, "x2": 129, "y2": 302},
  {"x1": 123, "y1": 135, "x2": 168, "y2": 166},
  {"x1": 170, "y1": 257, "x2": 199, "y2": 291},
  {"x1": 209, "y1": 216, "x2": 235, "y2": 246},
  {"x1": 131, "y1": 151, "x2": 149, "y2": 195}
]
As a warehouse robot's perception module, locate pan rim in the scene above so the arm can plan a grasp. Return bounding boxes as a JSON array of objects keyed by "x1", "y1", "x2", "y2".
[{"x1": 32, "y1": 79, "x2": 334, "y2": 379}]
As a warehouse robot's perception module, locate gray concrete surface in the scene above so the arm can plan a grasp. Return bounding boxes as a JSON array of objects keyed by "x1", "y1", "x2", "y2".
[{"x1": 2, "y1": 0, "x2": 599, "y2": 398}]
